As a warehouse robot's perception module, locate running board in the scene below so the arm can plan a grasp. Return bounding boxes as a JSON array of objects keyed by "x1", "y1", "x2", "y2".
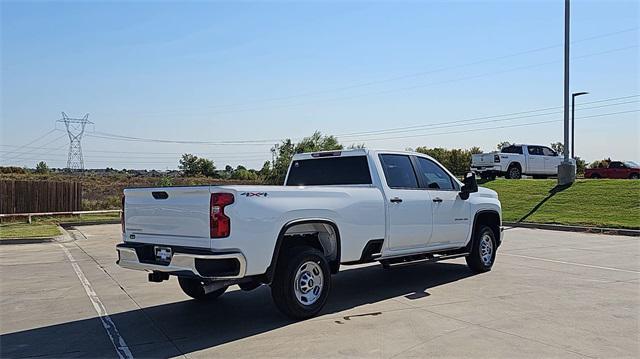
[{"x1": 379, "y1": 252, "x2": 469, "y2": 267}]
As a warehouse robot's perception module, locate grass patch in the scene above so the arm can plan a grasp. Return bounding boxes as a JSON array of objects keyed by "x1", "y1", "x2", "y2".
[
  {"x1": 0, "y1": 212, "x2": 120, "y2": 239},
  {"x1": 481, "y1": 179, "x2": 640, "y2": 229},
  {"x1": 0, "y1": 223, "x2": 61, "y2": 239}
]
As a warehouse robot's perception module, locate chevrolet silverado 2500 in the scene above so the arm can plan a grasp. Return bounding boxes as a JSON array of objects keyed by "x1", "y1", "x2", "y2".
[
  {"x1": 117, "y1": 149, "x2": 502, "y2": 319},
  {"x1": 472, "y1": 144, "x2": 575, "y2": 179}
]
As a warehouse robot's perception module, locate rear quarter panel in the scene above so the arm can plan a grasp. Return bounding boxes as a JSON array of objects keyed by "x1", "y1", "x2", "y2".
[{"x1": 215, "y1": 185, "x2": 386, "y2": 276}]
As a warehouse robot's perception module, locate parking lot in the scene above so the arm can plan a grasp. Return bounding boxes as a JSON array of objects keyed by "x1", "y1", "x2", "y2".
[{"x1": 1, "y1": 224, "x2": 638, "y2": 358}]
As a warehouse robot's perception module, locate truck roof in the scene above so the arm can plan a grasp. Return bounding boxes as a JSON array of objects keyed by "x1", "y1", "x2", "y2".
[{"x1": 292, "y1": 148, "x2": 436, "y2": 161}]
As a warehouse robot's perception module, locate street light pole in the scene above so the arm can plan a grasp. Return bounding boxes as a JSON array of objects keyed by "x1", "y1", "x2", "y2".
[
  {"x1": 558, "y1": 0, "x2": 576, "y2": 185},
  {"x1": 571, "y1": 91, "x2": 589, "y2": 159},
  {"x1": 563, "y1": 0, "x2": 570, "y2": 162}
]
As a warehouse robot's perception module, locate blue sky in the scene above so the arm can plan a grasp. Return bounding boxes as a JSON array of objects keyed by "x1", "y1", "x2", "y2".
[{"x1": 1, "y1": 0, "x2": 638, "y2": 169}]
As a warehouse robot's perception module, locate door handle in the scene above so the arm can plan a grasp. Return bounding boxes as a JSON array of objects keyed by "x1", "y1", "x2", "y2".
[
  {"x1": 432, "y1": 197, "x2": 443, "y2": 203},
  {"x1": 390, "y1": 197, "x2": 403, "y2": 203}
]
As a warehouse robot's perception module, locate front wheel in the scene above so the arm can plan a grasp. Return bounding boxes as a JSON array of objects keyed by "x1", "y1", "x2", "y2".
[
  {"x1": 178, "y1": 277, "x2": 228, "y2": 300},
  {"x1": 270, "y1": 247, "x2": 331, "y2": 320},
  {"x1": 630, "y1": 173, "x2": 639, "y2": 180},
  {"x1": 466, "y1": 225, "x2": 497, "y2": 273}
]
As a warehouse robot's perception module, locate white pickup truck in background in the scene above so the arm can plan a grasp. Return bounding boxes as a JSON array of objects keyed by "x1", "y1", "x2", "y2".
[
  {"x1": 471, "y1": 144, "x2": 575, "y2": 179},
  {"x1": 117, "y1": 149, "x2": 502, "y2": 319}
]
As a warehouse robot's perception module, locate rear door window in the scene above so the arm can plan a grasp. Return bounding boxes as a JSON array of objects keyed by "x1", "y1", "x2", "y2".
[
  {"x1": 286, "y1": 156, "x2": 372, "y2": 186},
  {"x1": 379, "y1": 154, "x2": 419, "y2": 189}
]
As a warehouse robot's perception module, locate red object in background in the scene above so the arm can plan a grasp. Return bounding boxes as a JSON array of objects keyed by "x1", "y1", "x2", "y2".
[{"x1": 585, "y1": 161, "x2": 640, "y2": 179}]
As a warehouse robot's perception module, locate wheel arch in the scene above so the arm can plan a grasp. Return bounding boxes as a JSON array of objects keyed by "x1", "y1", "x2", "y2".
[
  {"x1": 467, "y1": 210, "x2": 502, "y2": 250},
  {"x1": 264, "y1": 218, "x2": 342, "y2": 283}
]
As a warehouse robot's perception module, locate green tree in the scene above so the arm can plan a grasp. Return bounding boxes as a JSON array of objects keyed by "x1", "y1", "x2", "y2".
[
  {"x1": 179, "y1": 154, "x2": 216, "y2": 177},
  {"x1": 415, "y1": 146, "x2": 478, "y2": 176},
  {"x1": 575, "y1": 157, "x2": 586, "y2": 175},
  {"x1": 156, "y1": 176, "x2": 174, "y2": 187},
  {"x1": 35, "y1": 161, "x2": 49, "y2": 174},
  {"x1": 266, "y1": 131, "x2": 343, "y2": 184},
  {"x1": 550, "y1": 142, "x2": 564, "y2": 154},
  {"x1": 179, "y1": 154, "x2": 200, "y2": 176},
  {"x1": 496, "y1": 141, "x2": 512, "y2": 150},
  {"x1": 257, "y1": 161, "x2": 271, "y2": 179},
  {"x1": 196, "y1": 157, "x2": 216, "y2": 177}
]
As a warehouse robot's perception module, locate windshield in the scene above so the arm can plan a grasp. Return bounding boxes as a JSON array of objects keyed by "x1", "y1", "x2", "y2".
[{"x1": 624, "y1": 161, "x2": 639, "y2": 168}]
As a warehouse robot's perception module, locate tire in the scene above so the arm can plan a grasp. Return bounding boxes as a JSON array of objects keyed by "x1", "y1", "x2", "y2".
[
  {"x1": 270, "y1": 247, "x2": 331, "y2": 320},
  {"x1": 506, "y1": 164, "x2": 522, "y2": 179},
  {"x1": 590, "y1": 173, "x2": 601, "y2": 179},
  {"x1": 465, "y1": 225, "x2": 497, "y2": 273},
  {"x1": 630, "y1": 173, "x2": 639, "y2": 180},
  {"x1": 178, "y1": 277, "x2": 228, "y2": 300}
]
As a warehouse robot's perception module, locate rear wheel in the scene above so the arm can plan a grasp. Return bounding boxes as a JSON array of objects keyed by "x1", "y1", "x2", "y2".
[
  {"x1": 270, "y1": 247, "x2": 331, "y2": 320},
  {"x1": 630, "y1": 173, "x2": 639, "y2": 180},
  {"x1": 506, "y1": 164, "x2": 522, "y2": 179},
  {"x1": 178, "y1": 277, "x2": 228, "y2": 300},
  {"x1": 466, "y1": 225, "x2": 497, "y2": 273},
  {"x1": 590, "y1": 173, "x2": 601, "y2": 179}
]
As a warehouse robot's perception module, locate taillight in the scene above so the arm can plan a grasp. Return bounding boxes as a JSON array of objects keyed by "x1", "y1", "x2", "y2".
[
  {"x1": 121, "y1": 195, "x2": 125, "y2": 233},
  {"x1": 210, "y1": 193, "x2": 234, "y2": 238},
  {"x1": 494, "y1": 154, "x2": 500, "y2": 163}
]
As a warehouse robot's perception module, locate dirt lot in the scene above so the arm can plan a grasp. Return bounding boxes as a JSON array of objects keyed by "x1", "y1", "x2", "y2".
[{"x1": 1, "y1": 225, "x2": 638, "y2": 358}]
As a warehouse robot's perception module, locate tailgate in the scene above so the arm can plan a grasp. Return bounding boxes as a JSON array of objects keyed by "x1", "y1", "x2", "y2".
[
  {"x1": 472, "y1": 153, "x2": 497, "y2": 166},
  {"x1": 124, "y1": 186, "x2": 214, "y2": 248}
]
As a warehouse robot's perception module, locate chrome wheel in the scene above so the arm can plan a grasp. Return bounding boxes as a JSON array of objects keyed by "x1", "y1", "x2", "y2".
[
  {"x1": 480, "y1": 233, "x2": 494, "y2": 266},
  {"x1": 294, "y1": 261, "x2": 324, "y2": 306}
]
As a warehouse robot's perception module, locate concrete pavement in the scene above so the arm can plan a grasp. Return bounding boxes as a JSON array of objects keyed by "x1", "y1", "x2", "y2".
[{"x1": 1, "y1": 224, "x2": 638, "y2": 358}]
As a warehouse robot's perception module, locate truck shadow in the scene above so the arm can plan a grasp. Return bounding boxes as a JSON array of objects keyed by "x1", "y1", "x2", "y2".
[
  {"x1": 1, "y1": 261, "x2": 476, "y2": 358},
  {"x1": 517, "y1": 183, "x2": 572, "y2": 222}
]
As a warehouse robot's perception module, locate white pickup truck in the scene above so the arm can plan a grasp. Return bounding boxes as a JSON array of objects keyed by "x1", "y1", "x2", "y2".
[
  {"x1": 117, "y1": 149, "x2": 502, "y2": 319},
  {"x1": 471, "y1": 144, "x2": 574, "y2": 179}
]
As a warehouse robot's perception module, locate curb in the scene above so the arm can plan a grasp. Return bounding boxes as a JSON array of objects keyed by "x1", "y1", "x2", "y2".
[
  {"x1": 60, "y1": 220, "x2": 120, "y2": 228},
  {"x1": 0, "y1": 237, "x2": 58, "y2": 245},
  {"x1": 503, "y1": 221, "x2": 640, "y2": 237}
]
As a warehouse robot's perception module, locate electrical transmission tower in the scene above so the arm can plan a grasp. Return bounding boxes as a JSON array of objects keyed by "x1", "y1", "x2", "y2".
[{"x1": 58, "y1": 112, "x2": 92, "y2": 171}]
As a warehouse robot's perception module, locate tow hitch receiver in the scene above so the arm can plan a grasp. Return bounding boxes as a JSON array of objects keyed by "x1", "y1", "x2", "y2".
[{"x1": 148, "y1": 271, "x2": 169, "y2": 282}]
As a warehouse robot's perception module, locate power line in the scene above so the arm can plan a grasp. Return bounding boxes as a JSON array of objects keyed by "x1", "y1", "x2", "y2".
[
  {"x1": 2, "y1": 133, "x2": 68, "y2": 162},
  {"x1": 0, "y1": 128, "x2": 57, "y2": 158},
  {"x1": 104, "y1": 44, "x2": 637, "y2": 119},
  {"x1": 4, "y1": 109, "x2": 636, "y2": 167},
  {"x1": 355, "y1": 109, "x2": 640, "y2": 142},
  {"x1": 83, "y1": 94, "x2": 639, "y2": 145},
  {"x1": 106, "y1": 27, "x2": 638, "y2": 118}
]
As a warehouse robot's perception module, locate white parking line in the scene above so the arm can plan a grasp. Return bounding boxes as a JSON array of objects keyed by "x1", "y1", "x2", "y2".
[
  {"x1": 502, "y1": 253, "x2": 640, "y2": 274},
  {"x1": 56, "y1": 242, "x2": 134, "y2": 359}
]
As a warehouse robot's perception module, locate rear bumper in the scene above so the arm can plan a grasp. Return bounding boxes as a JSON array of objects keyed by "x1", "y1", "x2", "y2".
[
  {"x1": 116, "y1": 243, "x2": 247, "y2": 280},
  {"x1": 471, "y1": 165, "x2": 502, "y2": 173}
]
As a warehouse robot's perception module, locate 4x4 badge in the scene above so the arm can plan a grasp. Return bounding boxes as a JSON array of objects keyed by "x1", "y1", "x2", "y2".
[{"x1": 240, "y1": 192, "x2": 268, "y2": 197}]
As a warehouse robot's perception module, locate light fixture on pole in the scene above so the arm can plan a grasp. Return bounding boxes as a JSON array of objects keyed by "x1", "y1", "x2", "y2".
[{"x1": 571, "y1": 91, "x2": 589, "y2": 159}]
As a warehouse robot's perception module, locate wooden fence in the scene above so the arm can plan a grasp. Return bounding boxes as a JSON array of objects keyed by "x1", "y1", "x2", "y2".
[{"x1": 0, "y1": 180, "x2": 82, "y2": 214}]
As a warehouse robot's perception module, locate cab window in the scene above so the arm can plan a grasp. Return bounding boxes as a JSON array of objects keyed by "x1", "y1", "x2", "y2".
[
  {"x1": 527, "y1": 146, "x2": 543, "y2": 156},
  {"x1": 415, "y1": 157, "x2": 456, "y2": 190},
  {"x1": 379, "y1": 154, "x2": 419, "y2": 189},
  {"x1": 541, "y1": 147, "x2": 557, "y2": 156}
]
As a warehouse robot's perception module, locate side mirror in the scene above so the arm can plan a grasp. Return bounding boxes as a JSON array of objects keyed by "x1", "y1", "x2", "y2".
[{"x1": 459, "y1": 172, "x2": 478, "y2": 200}]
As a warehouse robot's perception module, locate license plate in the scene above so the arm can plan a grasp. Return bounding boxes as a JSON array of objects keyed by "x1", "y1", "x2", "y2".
[{"x1": 154, "y1": 246, "x2": 173, "y2": 263}]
